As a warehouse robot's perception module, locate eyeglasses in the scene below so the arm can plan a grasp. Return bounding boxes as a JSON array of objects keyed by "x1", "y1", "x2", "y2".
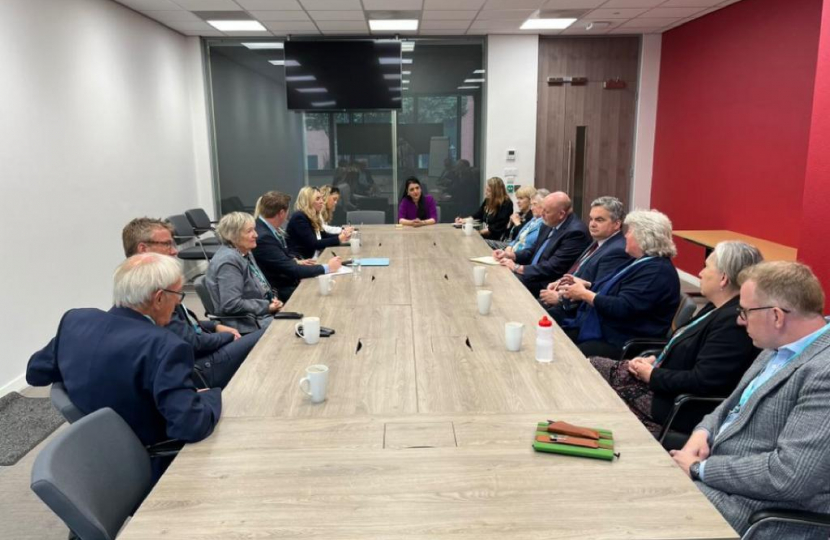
[
  {"x1": 737, "y1": 306, "x2": 791, "y2": 321},
  {"x1": 144, "y1": 240, "x2": 177, "y2": 249},
  {"x1": 162, "y1": 289, "x2": 186, "y2": 302}
]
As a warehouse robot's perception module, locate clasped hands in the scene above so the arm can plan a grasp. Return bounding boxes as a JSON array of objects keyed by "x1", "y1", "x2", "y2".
[
  {"x1": 670, "y1": 430, "x2": 711, "y2": 477},
  {"x1": 537, "y1": 274, "x2": 592, "y2": 305},
  {"x1": 627, "y1": 355, "x2": 657, "y2": 383}
]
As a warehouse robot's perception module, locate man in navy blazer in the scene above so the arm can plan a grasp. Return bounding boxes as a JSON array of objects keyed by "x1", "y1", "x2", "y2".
[
  {"x1": 123, "y1": 217, "x2": 264, "y2": 389},
  {"x1": 27, "y1": 253, "x2": 221, "y2": 482},
  {"x1": 253, "y1": 191, "x2": 342, "y2": 301},
  {"x1": 495, "y1": 192, "x2": 591, "y2": 296},
  {"x1": 540, "y1": 196, "x2": 632, "y2": 324}
]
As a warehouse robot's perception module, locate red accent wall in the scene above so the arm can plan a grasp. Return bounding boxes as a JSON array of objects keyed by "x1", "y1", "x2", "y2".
[
  {"x1": 651, "y1": 0, "x2": 823, "y2": 274},
  {"x1": 798, "y1": 0, "x2": 830, "y2": 299}
]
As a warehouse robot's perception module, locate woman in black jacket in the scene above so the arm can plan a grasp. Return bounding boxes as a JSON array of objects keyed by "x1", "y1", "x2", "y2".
[
  {"x1": 589, "y1": 241, "x2": 763, "y2": 435},
  {"x1": 286, "y1": 186, "x2": 351, "y2": 260},
  {"x1": 455, "y1": 176, "x2": 513, "y2": 239}
]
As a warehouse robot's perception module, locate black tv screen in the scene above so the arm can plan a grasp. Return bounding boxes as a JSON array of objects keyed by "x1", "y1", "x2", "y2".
[{"x1": 284, "y1": 40, "x2": 402, "y2": 111}]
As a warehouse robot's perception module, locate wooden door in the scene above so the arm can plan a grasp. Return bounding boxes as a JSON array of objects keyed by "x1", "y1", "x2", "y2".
[{"x1": 535, "y1": 37, "x2": 640, "y2": 217}]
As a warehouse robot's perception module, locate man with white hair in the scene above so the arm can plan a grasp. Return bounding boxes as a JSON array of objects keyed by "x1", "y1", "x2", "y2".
[{"x1": 27, "y1": 253, "x2": 222, "y2": 482}]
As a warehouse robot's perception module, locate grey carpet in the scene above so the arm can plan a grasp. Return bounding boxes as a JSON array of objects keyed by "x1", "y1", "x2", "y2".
[{"x1": 0, "y1": 392, "x2": 65, "y2": 466}]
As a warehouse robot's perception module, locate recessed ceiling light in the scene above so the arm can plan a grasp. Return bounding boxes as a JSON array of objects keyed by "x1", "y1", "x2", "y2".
[
  {"x1": 520, "y1": 18, "x2": 576, "y2": 30},
  {"x1": 383, "y1": 74, "x2": 401, "y2": 80},
  {"x1": 464, "y1": 78, "x2": 485, "y2": 83},
  {"x1": 242, "y1": 42, "x2": 283, "y2": 50},
  {"x1": 296, "y1": 88, "x2": 328, "y2": 93},
  {"x1": 369, "y1": 20, "x2": 419, "y2": 31},
  {"x1": 286, "y1": 75, "x2": 316, "y2": 82},
  {"x1": 473, "y1": 69, "x2": 485, "y2": 74},
  {"x1": 208, "y1": 20, "x2": 267, "y2": 32},
  {"x1": 458, "y1": 85, "x2": 479, "y2": 89},
  {"x1": 401, "y1": 41, "x2": 415, "y2": 52},
  {"x1": 311, "y1": 101, "x2": 336, "y2": 107},
  {"x1": 269, "y1": 60, "x2": 301, "y2": 67}
]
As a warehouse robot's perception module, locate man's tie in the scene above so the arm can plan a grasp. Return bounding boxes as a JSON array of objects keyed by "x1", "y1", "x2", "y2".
[
  {"x1": 531, "y1": 229, "x2": 556, "y2": 266},
  {"x1": 568, "y1": 242, "x2": 599, "y2": 274}
]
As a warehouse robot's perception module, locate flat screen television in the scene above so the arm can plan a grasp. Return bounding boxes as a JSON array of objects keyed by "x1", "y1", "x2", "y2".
[{"x1": 284, "y1": 40, "x2": 402, "y2": 111}]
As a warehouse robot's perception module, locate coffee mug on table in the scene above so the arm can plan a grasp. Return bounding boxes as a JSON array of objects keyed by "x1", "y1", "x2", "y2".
[
  {"x1": 463, "y1": 222, "x2": 474, "y2": 236},
  {"x1": 505, "y1": 321, "x2": 524, "y2": 351},
  {"x1": 473, "y1": 266, "x2": 487, "y2": 286},
  {"x1": 477, "y1": 290, "x2": 493, "y2": 315},
  {"x1": 299, "y1": 364, "x2": 328, "y2": 404},
  {"x1": 295, "y1": 316, "x2": 321, "y2": 345},
  {"x1": 317, "y1": 274, "x2": 334, "y2": 296}
]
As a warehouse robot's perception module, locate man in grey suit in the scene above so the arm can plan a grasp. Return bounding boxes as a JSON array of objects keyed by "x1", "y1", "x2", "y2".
[{"x1": 671, "y1": 261, "x2": 830, "y2": 539}]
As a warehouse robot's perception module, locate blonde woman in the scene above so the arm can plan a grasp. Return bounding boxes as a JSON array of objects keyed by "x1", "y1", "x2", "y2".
[
  {"x1": 454, "y1": 176, "x2": 513, "y2": 239},
  {"x1": 319, "y1": 185, "x2": 353, "y2": 236},
  {"x1": 286, "y1": 186, "x2": 351, "y2": 260},
  {"x1": 486, "y1": 184, "x2": 537, "y2": 249}
]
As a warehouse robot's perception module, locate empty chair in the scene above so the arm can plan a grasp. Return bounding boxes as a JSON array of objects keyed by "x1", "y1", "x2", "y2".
[
  {"x1": 184, "y1": 208, "x2": 219, "y2": 238},
  {"x1": 168, "y1": 213, "x2": 219, "y2": 246},
  {"x1": 220, "y1": 196, "x2": 254, "y2": 214},
  {"x1": 50, "y1": 382, "x2": 84, "y2": 424},
  {"x1": 166, "y1": 214, "x2": 220, "y2": 263},
  {"x1": 346, "y1": 210, "x2": 385, "y2": 225},
  {"x1": 31, "y1": 408, "x2": 153, "y2": 540}
]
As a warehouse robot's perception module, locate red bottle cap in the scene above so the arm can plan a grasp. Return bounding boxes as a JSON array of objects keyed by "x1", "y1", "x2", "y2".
[{"x1": 538, "y1": 316, "x2": 553, "y2": 327}]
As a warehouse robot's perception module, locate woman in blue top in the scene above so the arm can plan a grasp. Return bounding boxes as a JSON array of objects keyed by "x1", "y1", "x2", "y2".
[
  {"x1": 559, "y1": 209, "x2": 681, "y2": 359},
  {"x1": 487, "y1": 188, "x2": 548, "y2": 251},
  {"x1": 398, "y1": 177, "x2": 437, "y2": 227}
]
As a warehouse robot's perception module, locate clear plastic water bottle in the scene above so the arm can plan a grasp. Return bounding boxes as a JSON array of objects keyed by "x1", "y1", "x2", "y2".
[
  {"x1": 353, "y1": 258, "x2": 361, "y2": 279},
  {"x1": 535, "y1": 316, "x2": 554, "y2": 363}
]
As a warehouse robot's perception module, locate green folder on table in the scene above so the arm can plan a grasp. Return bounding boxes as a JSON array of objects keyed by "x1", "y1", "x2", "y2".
[
  {"x1": 353, "y1": 258, "x2": 390, "y2": 266},
  {"x1": 532, "y1": 421, "x2": 617, "y2": 461}
]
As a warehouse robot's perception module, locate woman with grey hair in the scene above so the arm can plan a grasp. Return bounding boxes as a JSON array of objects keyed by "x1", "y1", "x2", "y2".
[
  {"x1": 205, "y1": 212, "x2": 283, "y2": 333},
  {"x1": 558, "y1": 209, "x2": 681, "y2": 358},
  {"x1": 590, "y1": 241, "x2": 763, "y2": 436}
]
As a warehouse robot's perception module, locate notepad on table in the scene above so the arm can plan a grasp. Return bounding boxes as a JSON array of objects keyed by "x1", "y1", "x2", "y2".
[
  {"x1": 330, "y1": 266, "x2": 354, "y2": 276},
  {"x1": 469, "y1": 256, "x2": 499, "y2": 266}
]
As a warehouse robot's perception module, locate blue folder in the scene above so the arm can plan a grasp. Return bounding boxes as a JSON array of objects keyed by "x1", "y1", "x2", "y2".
[{"x1": 353, "y1": 258, "x2": 390, "y2": 266}]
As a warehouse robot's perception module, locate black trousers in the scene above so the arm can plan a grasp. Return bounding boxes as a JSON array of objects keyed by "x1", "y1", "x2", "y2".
[
  {"x1": 563, "y1": 326, "x2": 622, "y2": 360},
  {"x1": 194, "y1": 328, "x2": 266, "y2": 389}
]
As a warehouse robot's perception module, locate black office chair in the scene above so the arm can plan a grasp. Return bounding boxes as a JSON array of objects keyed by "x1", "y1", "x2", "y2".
[
  {"x1": 220, "y1": 196, "x2": 254, "y2": 215},
  {"x1": 166, "y1": 214, "x2": 220, "y2": 264},
  {"x1": 193, "y1": 275, "x2": 261, "y2": 332},
  {"x1": 184, "y1": 208, "x2": 219, "y2": 239},
  {"x1": 657, "y1": 392, "x2": 727, "y2": 450},
  {"x1": 742, "y1": 509, "x2": 830, "y2": 539},
  {"x1": 620, "y1": 293, "x2": 698, "y2": 360}
]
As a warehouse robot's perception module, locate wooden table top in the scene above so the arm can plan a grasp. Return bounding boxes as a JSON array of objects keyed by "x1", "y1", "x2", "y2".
[
  {"x1": 120, "y1": 225, "x2": 737, "y2": 540},
  {"x1": 674, "y1": 230, "x2": 797, "y2": 262}
]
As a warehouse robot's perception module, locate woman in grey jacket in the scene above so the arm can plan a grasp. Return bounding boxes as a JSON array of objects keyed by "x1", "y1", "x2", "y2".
[{"x1": 205, "y1": 212, "x2": 283, "y2": 333}]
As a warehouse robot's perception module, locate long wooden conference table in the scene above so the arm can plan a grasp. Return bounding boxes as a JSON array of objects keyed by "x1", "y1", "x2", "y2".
[{"x1": 120, "y1": 225, "x2": 737, "y2": 540}]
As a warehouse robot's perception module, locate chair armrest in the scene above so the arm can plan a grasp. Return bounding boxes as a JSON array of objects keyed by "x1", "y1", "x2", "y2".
[
  {"x1": 146, "y1": 439, "x2": 184, "y2": 458},
  {"x1": 204, "y1": 313, "x2": 262, "y2": 329},
  {"x1": 743, "y1": 509, "x2": 830, "y2": 539},
  {"x1": 658, "y1": 393, "x2": 727, "y2": 444},
  {"x1": 620, "y1": 338, "x2": 668, "y2": 360}
]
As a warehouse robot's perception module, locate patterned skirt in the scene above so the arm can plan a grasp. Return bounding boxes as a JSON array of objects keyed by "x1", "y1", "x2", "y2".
[{"x1": 589, "y1": 356, "x2": 662, "y2": 437}]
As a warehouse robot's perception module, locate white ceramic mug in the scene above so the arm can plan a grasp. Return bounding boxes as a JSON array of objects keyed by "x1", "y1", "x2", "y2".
[
  {"x1": 350, "y1": 237, "x2": 361, "y2": 254},
  {"x1": 477, "y1": 290, "x2": 493, "y2": 315},
  {"x1": 317, "y1": 274, "x2": 334, "y2": 296},
  {"x1": 473, "y1": 266, "x2": 487, "y2": 286},
  {"x1": 295, "y1": 316, "x2": 321, "y2": 345},
  {"x1": 505, "y1": 321, "x2": 524, "y2": 351},
  {"x1": 463, "y1": 222, "x2": 474, "y2": 236},
  {"x1": 299, "y1": 364, "x2": 328, "y2": 404}
]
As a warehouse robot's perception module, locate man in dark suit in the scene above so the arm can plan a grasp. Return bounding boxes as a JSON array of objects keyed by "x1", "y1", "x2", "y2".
[
  {"x1": 123, "y1": 217, "x2": 264, "y2": 389},
  {"x1": 494, "y1": 192, "x2": 591, "y2": 296},
  {"x1": 540, "y1": 196, "x2": 632, "y2": 324},
  {"x1": 252, "y1": 191, "x2": 342, "y2": 301},
  {"x1": 27, "y1": 253, "x2": 221, "y2": 482}
]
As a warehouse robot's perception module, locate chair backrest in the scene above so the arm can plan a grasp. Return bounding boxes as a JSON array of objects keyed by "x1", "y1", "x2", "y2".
[
  {"x1": 166, "y1": 214, "x2": 196, "y2": 244},
  {"x1": 194, "y1": 275, "x2": 217, "y2": 316},
  {"x1": 185, "y1": 208, "x2": 213, "y2": 233},
  {"x1": 347, "y1": 210, "x2": 385, "y2": 225},
  {"x1": 50, "y1": 382, "x2": 84, "y2": 424},
  {"x1": 221, "y1": 196, "x2": 246, "y2": 214},
  {"x1": 670, "y1": 293, "x2": 698, "y2": 335},
  {"x1": 31, "y1": 408, "x2": 152, "y2": 540}
]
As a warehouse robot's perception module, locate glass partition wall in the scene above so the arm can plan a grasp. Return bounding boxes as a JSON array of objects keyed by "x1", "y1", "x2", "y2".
[{"x1": 205, "y1": 38, "x2": 484, "y2": 224}]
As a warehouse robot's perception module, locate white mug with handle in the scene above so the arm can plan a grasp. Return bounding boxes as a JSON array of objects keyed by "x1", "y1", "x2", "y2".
[
  {"x1": 317, "y1": 274, "x2": 335, "y2": 296},
  {"x1": 295, "y1": 316, "x2": 321, "y2": 345},
  {"x1": 299, "y1": 364, "x2": 328, "y2": 404}
]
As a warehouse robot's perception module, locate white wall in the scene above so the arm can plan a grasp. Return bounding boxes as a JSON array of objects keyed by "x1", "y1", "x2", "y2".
[
  {"x1": 0, "y1": 0, "x2": 212, "y2": 394},
  {"x1": 630, "y1": 34, "x2": 662, "y2": 210},
  {"x1": 484, "y1": 35, "x2": 539, "y2": 191}
]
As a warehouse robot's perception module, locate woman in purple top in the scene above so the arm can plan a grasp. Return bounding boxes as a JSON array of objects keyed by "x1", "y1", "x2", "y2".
[{"x1": 398, "y1": 177, "x2": 438, "y2": 227}]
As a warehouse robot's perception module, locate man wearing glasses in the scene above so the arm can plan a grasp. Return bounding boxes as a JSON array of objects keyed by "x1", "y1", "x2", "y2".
[
  {"x1": 670, "y1": 261, "x2": 830, "y2": 539},
  {"x1": 123, "y1": 217, "x2": 264, "y2": 389},
  {"x1": 27, "y1": 253, "x2": 221, "y2": 482}
]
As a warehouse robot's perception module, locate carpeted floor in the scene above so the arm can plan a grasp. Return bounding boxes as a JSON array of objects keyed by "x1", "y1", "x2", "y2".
[{"x1": 0, "y1": 392, "x2": 65, "y2": 466}]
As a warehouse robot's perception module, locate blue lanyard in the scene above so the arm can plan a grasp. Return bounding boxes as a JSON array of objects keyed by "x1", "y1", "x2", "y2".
[
  {"x1": 653, "y1": 308, "x2": 716, "y2": 367},
  {"x1": 736, "y1": 324, "x2": 830, "y2": 410}
]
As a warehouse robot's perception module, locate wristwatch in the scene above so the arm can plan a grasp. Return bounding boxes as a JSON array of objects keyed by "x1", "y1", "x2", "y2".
[{"x1": 689, "y1": 461, "x2": 701, "y2": 481}]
